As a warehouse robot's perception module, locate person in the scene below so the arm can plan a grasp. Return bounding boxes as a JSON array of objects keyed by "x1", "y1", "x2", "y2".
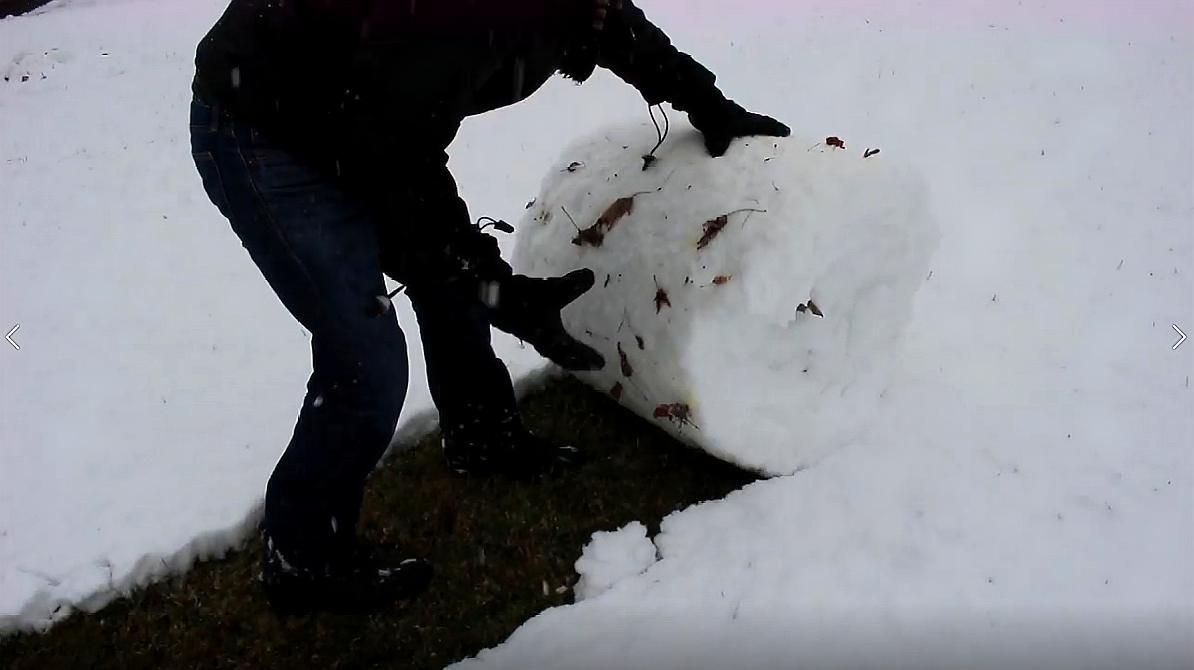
[{"x1": 189, "y1": 0, "x2": 789, "y2": 614}]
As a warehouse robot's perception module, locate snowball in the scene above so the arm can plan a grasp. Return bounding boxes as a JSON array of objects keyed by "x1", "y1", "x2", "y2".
[
  {"x1": 573, "y1": 521, "x2": 657, "y2": 602},
  {"x1": 513, "y1": 123, "x2": 939, "y2": 475}
]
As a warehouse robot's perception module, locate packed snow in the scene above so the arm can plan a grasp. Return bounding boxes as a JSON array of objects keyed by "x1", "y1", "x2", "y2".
[
  {"x1": 573, "y1": 521, "x2": 657, "y2": 602},
  {"x1": 514, "y1": 123, "x2": 938, "y2": 474},
  {"x1": 1, "y1": 0, "x2": 1192, "y2": 667}
]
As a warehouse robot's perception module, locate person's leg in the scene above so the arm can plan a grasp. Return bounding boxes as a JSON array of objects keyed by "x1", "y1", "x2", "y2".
[
  {"x1": 406, "y1": 281, "x2": 519, "y2": 433},
  {"x1": 405, "y1": 280, "x2": 582, "y2": 475},
  {"x1": 189, "y1": 98, "x2": 406, "y2": 564}
]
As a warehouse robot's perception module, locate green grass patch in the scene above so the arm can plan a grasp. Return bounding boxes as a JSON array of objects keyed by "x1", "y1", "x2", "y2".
[{"x1": 1, "y1": 376, "x2": 756, "y2": 669}]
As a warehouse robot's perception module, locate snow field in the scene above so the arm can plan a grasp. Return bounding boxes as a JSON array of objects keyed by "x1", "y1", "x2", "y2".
[{"x1": 0, "y1": 2, "x2": 1189, "y2": 667}]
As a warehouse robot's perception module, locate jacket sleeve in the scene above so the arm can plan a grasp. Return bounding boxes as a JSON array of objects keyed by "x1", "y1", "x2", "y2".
[
  {"x1": 594, "y1": 0, "x2": 729, "y2": 115},
  {"x1": 349, "y1": 138, "x2": 511, "y2": 289}
]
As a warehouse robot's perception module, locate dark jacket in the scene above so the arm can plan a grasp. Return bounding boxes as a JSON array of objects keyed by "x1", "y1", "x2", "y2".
[{"x1": 193, "y1": 0, "x2": 728, "y2": 283}]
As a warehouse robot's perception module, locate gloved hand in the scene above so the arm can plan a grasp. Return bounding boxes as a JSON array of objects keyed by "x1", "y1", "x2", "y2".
[
  {"x1": 690, "y1": 99, "x2": 791, "y2": 158},
  {"x1": 486, "y1": 270, "x2": 606, "y2": 371}
]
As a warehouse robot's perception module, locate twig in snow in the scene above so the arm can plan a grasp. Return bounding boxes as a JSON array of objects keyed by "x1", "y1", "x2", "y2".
[
  {"x1": 697, "y1": 208, "x2": 767, "y2": 250},
  {"x1": 561, "y1": 206, "x2": 580, "y2": 230},
  {"x1": 642, "y1": 104, "x2": 670, "y2": 170}
]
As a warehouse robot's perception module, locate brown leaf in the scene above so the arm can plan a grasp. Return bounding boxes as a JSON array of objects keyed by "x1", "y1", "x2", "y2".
[
  {"x1": 797, "y1": 300, "x2": 824, "y2": 317},
  {"x1": 696, "y1": 215, "x2": 729, "y2": 250},
  {"x1": 573, "y1": 196, "x2": 638, "y2": 247},
  {"x1": 712, "y1": 275, "x2": 733, "y2": 285},
  {"x1": 610, "y1": 382, "x2": 624, "y2": 400},
  {"x1": 654, "y1": 402, "x2": 695, "y2": 427},
  {"x1": 617, "y1": 342, "x2": 634, "y2": 378},
  {"x1": 595, "y1": 196, "x2": 636, "y2": 233},
  {"x1": 572, "y1": 225, "x2": 606, "y2": 247},
  {"x1": 826, "y1": 136, "x2": 846, "y2": 149},
  {"x1": 654, "y1": 287, "x2": 671, "y2": 313}
]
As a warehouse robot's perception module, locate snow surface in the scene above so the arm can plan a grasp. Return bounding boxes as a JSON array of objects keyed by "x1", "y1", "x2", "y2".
[
  {"x1": 0, "y1": 0, "x2": 1191, "y2": 666},
  {"x1": 514, "y1": 123, "x2": 939, "y2": 474}
]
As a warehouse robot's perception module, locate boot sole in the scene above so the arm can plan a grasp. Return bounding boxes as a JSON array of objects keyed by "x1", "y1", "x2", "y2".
[{"x1": 262, "y1": 562, "x2": 433, "y2": 616}]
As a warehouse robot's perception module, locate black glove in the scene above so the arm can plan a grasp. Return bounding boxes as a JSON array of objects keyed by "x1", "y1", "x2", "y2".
[
  {"x1": 690, "y1": 99, "x2": 791, "y2": 158},
  {"x1": 487, "y1": 270, "x2": 606, "y2": 371}
]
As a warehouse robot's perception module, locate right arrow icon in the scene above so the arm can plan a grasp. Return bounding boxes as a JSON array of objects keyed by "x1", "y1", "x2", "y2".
[{"x1": 1174, "y1": 324, "x2": 1187, "y2": 350}]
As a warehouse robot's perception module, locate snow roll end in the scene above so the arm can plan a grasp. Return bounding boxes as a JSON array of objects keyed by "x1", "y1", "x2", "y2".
[{"x1": 513, "y1": 122, "x2": 939, "y2": 474}]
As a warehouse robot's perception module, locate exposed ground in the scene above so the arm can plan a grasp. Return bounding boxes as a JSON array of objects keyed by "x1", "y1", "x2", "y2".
[{"x1": 0, "y1": 376, "x2": 757, "y2": 669}]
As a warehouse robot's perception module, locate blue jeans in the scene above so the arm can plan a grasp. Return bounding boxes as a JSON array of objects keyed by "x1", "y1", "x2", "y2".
[{"x1": 189, "y1": 97, "x2": 516, "y2": 562}]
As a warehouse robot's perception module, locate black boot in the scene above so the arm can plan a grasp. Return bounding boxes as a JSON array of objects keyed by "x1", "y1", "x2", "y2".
[
  {"x1": 259, "y1": 529, "x2": 432, "y2": 615},
  {"x1": 441, "y1": 408, "x2": 581, "y2": 477}
]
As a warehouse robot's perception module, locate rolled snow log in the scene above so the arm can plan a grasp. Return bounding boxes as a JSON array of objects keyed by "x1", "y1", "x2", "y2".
[{"x1": 512, "y1": 123, "x2": 938, "y2": 476}]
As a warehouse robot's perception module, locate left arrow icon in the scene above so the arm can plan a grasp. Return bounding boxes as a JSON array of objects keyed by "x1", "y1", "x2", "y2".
[{"x1": 5, "y1": 324, "x2": 19, "y2": 351}]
